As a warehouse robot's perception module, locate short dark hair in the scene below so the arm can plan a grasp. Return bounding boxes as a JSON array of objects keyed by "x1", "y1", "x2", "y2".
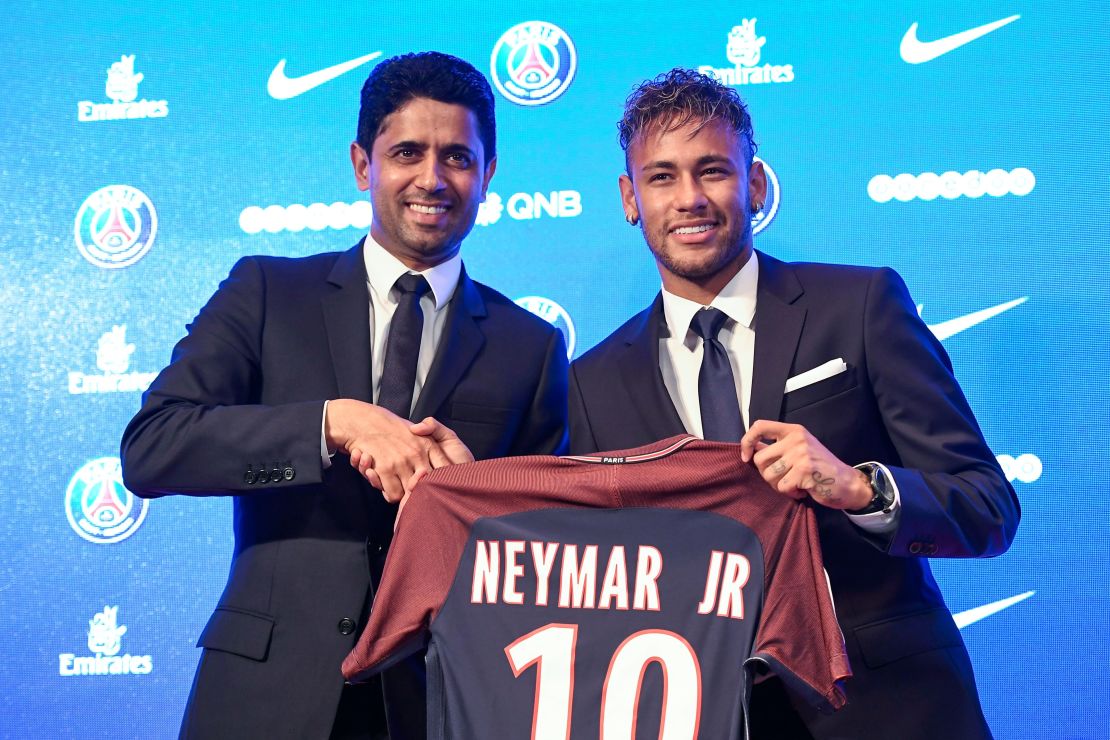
[
  {"x1": 618, "y1": 68, "x2": 756, "y2": 170},
  {"x1": 356, "y1": 51, "x2": 496, "y2": 163}
]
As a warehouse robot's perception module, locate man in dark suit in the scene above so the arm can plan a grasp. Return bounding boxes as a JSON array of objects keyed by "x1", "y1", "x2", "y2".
[
  {"x1": 121, "y1": 52, "x2": 567, "y2": 740},
  {"x1": 568, "y1": 69, "x2": 1019, "y2": 739}
]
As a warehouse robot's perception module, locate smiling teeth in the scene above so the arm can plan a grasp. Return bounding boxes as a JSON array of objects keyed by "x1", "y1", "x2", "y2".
[
  {"x1": 673, "y1": 224, "x2": 714, "y2": 234},
  {"x1": 410, "y1": 204, "x2": 447, "y2": 214}
]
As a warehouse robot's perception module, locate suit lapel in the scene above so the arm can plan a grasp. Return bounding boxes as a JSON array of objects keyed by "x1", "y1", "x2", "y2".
[
  {"x1": 749, "y1": 251, "x2": 806, "y2": 424},
  {"x1": 412, "y1": 267, "x2": 486, "y2": 420},
  {"x1": 618, "y1": 295, "x2": 687, "y2": 439},
  {"x1": 322, "y1": 240, "x2": 374, "y2": 402}
]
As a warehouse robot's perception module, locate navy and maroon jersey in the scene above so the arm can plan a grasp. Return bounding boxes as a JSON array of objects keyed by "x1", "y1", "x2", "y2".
[{"x1": 343, "y1": 435, "x2": 850, "y2": 738}]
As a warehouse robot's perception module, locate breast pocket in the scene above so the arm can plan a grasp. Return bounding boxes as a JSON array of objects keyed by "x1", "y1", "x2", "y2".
[
  {"x1": 447, "y1": 401, "x2": 522, "y2": 427},
  {"x1": 782, "y1": 364, "x2": 859, "y2": 414},
  {"x1": 445, "y1": 401, "x2": 524, "y2": 459}
]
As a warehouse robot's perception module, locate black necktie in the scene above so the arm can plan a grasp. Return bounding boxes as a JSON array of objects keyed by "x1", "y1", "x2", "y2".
[
  {"x1": 690, "y1": 307, "x2": 743, "y2": 442},
  {"x1": 376, "y1": 273, "x2": 431, "y2": 419}
]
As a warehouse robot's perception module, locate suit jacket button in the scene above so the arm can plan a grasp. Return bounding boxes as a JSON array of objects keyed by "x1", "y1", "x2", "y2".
[
  {"x1": 909, "y1": 542, "x2": 922, "y2": 555},
  {"x1": 283, "y1": 466, "x2": 295, "y2": 482},
  {"x1": 269, "y1": 469, "x2": 283, "y2": 484},
  {"x1": 926, "y1": 544, "x2": 939, "y2": 555},
  {"x1": 337, "y1": 617, "x2": 356, "y2": 635},
  {"x1": 244, "y1": 470, "x2": 256, "y2": 485}
]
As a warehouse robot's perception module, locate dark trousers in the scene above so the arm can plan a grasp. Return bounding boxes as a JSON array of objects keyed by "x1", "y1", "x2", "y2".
[
  {"x1": 749, "y1": 678, "x2": 816, "y2": 740},
  {"x1": 329, "y1": 676, "x2": 389, "y2": 740}
]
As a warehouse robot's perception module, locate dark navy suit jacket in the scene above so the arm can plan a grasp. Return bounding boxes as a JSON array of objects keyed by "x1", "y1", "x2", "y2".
[
  {"x1": 121, "y1": 240, "x2": 568, "y2": 739},
  {"x1": 568, "y1": 251, "x2": 1018, "y2": 739}
]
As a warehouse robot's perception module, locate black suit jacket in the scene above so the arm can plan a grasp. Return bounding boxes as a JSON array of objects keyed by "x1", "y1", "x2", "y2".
[
  {"x1": 568, "y1": 252, "x2": 1018, "y2": 739},
  {"x1": 121, "y1": 241, "x2": 568, "y2": 739}
]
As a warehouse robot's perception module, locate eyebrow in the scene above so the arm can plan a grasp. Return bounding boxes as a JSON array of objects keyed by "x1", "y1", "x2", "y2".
[
  {"x1": 640, "y1": 153, "x2": 734, "y2": 172},
  {"x1": 389, "y1": 140, "x2": 478, "y2": 158}
]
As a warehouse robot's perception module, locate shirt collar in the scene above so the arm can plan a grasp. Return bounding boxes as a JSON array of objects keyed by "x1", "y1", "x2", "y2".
[
  {"x1": 362, "y1": 232, "x2": 461, "y2": 311},
  {"x1": 661, "y1": 251, "x2": 760, "y2": 344}
]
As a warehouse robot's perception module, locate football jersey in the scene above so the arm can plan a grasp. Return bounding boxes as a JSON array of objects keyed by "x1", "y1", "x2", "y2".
[{"x1": 343, "y1": 435, "x2": 850, "y2": 739}]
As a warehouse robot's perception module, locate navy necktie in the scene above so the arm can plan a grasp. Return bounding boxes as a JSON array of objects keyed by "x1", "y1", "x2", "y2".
[
  {"x1": 376, "y1": 273, "x2": 431, "y2": 419},
  {"x1": 690, "y1": 307, "x2": 743, "y2": 442}
]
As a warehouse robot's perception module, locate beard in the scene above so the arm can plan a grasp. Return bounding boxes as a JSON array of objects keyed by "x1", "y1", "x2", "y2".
[{"x1": 642, "y1": 211, "x2": 752, "y2": 282}]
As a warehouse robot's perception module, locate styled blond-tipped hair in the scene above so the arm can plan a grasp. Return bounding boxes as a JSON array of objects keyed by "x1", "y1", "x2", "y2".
[{"x1": 618, "y1": 68, "x2": 757, "y2": 172}]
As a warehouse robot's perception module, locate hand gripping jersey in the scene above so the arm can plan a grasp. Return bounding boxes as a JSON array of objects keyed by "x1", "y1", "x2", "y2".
[{"x1": 343, "y1": 436, "x2": 850, "y2": 739}]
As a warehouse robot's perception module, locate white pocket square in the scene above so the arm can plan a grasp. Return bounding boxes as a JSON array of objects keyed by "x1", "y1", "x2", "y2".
[{"x1": 784, "y1": 358, "x2": 848, "y2": 394}]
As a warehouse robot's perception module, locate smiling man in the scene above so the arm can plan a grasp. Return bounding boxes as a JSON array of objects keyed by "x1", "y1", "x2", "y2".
[
  {"x1": 568, "y1": 69, "x2": 1018, "y2": 739},
  {"x1": 121, "y1": 52, "x2": 568, "y2": 740}
]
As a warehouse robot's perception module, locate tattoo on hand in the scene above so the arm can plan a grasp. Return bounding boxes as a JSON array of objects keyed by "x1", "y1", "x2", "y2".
[{"x1": 812, "y1": 470, "x2": 836, "y2": 498}]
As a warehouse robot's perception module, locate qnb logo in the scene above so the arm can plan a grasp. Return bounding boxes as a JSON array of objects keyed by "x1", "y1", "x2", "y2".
[
  {"x1": 997, "y1": 453, "x2": 1042, "y2": 484},
  {"x1": 74, "y1": 185, "x2": 158, "y2": 268},
  {"x1": 476, "y1": 193, "x2": 504, "y2": 226},
  {"x1": 69, "y1": 325, "x2": 157, "y2": 395},
  {"x1": 65, "y1": 457, "x2": 148, "y2": 544},
  {"x1": 59, "y1": 606, "x2": 153, "y2": 676},
  {"x1": 78, "y1": 54, "x2": 168, "y2": 122},
  {"x1": 699, "y1": 18, "x2": 795, "y2": 87},
  {"x1": 514, "y1": 296, "x2": 576, "y2": 358},
  {"x1": 239, "y1": 201, "x2": 374, "y2": 234},
  {"x1": 476, "y1": 190, "x2": 583, "y2": 226},
  {"x1": 491, "y1": 21, "x2": 577, "y2": 106},
  {"x1": 868, "y1": 168, "x2": 1035, "y2": 203}
]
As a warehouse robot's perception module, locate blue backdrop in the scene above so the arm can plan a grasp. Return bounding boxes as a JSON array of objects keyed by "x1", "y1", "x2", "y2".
[{"x1": 2, "y1": 1, "x2": 1108, "y2": 737}]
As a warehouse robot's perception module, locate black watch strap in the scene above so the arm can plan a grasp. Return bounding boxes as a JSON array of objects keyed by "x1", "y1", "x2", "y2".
[{"x1": 846, "y1": 463, "x2": 895, "y2": 515}]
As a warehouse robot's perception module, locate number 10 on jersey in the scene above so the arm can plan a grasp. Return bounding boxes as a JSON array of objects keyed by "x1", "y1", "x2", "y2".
[{"x1": 505, "y1": 623, "x2": 702, "y2": 739}]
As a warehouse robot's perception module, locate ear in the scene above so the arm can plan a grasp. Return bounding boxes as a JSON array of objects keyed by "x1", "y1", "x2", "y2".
[
  {"x1": 480, "y1": 156, "x2": 497, "y2": 200},
  {"x1": 350, "y1": 142, "x2": 370, "y2": 191},
  {"x1": 618, "y1": 174, "x2": 638, "y2": 223},
  {"x1": 748, "y1": 159, "x2": 767, "y2": 207}
]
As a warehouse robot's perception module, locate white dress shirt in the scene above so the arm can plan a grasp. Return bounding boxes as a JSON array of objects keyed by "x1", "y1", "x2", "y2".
[
  {"x1": 657, "y1": 252, "x2": 899, "y2": 532},
  {"x1": 320, "y1": 234, "x2": 462, "y2": 467}
]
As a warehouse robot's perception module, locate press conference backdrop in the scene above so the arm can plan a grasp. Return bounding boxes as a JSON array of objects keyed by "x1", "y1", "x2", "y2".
[{"x1": 2, "y1": 1, "x2": 1108, "y2": 737}]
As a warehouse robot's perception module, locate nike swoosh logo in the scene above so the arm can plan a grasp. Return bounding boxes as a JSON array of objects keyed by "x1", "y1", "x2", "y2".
[
  {"x1": 900, "y1": 15, "x2": 1020, "y2": 64},
  {"x1": 954, "y1": 591, "x2": 1034, "y2": 629},
  {"x1": 267, "y1": 51, "x2": 382, "y2": 100},
  {"x1": 921, "y1": 296, "x2": 1027, "y2": 341}
]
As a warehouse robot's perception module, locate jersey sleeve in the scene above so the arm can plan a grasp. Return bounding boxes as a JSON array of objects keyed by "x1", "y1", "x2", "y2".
[
  {"x1": 750, "y1": 501, "x2": 851, "y2": 711},
  {"x1": 341, "y1": 479, "x2": 470, "y2": 683}
]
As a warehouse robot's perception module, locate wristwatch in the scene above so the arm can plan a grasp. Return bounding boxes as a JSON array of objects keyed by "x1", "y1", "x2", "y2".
[{"x1": 846, "y1": 463, "x2": 895, "y2": 515}]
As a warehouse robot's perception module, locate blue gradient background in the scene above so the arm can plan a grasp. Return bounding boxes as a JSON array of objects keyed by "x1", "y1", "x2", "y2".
[{"x1": 1, "y1": 2, "x2": 1107, "y2": 737}]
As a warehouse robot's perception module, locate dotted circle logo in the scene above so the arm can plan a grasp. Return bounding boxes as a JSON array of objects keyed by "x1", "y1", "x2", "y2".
[
  {"x1": 74, "y1": 185, "x2": 157, "y2": 268},
  {"x1": 491, "y1": 21, "x2": 577, "y2": 106},
  {"x1": 65, "y1": 457, "x2": 148, "y2": 544},
  {"x1": 996, "y1": 453, "x2": 1043, "y2": 484}
]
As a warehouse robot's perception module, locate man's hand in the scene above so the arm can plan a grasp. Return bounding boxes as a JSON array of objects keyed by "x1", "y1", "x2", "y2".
[
  {"x1": 739, "y1": 420, "x2": 872, "y2": 510},
  {"x1": 324, "y1": 400, "x2": 470, "y2": 504}
]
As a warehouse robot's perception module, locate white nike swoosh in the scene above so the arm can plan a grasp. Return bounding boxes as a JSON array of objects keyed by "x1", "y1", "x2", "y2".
[
  {"x1": 954, "y1": 591, "x2": 1034, "y2": 629},
  {"x1": 267, "y1": 51, "x2": 382, "y2": 100},
  {"x1": 900, "y1": 15, "x2": 1020, "y2": 64},
  {"x1": 921, "y1": 296, "x2": 1028, "y2": 341}
]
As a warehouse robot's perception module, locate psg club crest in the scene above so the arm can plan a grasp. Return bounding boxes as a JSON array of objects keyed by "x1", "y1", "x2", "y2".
[
  {"x1": 490, "y1": 21, "x2": 577, "y2": 106},
  {"x1": 73, "y1": 185, "x2": 158, "y2": 268},
  {"x1": 515, "y1": 296, "x2": 576, "y2": 358},
  {"x1": 65, "y1": 457, "x2": 148, "y2": 544},
  {"x1": 752, "y1": 157, "x2": 779, "y2": 235}
]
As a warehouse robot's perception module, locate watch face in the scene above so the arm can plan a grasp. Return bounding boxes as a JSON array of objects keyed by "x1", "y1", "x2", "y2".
[{"x1": 871, "y1": 467, "x2": 895, "y2": 510}]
